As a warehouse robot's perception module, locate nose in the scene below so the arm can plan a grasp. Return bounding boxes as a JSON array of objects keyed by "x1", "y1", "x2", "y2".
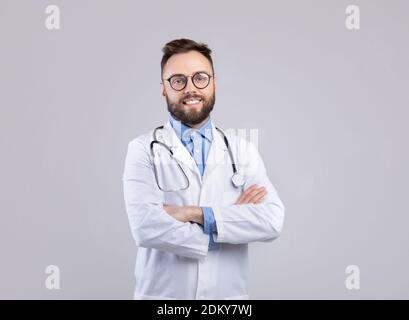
[{"x1": 183, "y1": 76, "x2": 197, "y2": 95}]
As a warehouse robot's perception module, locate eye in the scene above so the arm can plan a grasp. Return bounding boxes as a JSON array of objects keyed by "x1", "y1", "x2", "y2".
[
  {"x1": 171, "y1": 76, "x2": 186, "y2": 85},
  {"x1": 194, "y1": 73, "x2": 209, "y2": 82}
]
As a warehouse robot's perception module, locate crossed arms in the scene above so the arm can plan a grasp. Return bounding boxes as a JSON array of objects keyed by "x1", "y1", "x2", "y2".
[{"x1": 122, "y1": 138, "x2": 285, "y2": 259}]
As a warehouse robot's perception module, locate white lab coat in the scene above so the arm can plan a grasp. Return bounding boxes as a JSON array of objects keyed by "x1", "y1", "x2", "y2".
[{"x1": 122, "y1": 119, "x2": 285, "y2": 300}]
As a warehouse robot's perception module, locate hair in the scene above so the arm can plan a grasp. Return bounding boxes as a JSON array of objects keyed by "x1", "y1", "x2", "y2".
[{"x1": 161, "y1": 38, "x2": 214, "y2": 77}]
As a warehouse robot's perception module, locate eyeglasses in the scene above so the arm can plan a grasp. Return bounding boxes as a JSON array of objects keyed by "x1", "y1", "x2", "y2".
[{"x1": 163, "y1": 71, "x2": 213, "y2": 91}]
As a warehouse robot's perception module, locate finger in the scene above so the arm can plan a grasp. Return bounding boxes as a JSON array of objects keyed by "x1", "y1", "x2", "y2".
[
  {"x1": 250, "y1": 190, "x2": 268, "y2": 204},
  {"x1": 244, "y1": 187, "x2": 266, "y2": 204},
  {"x1": 241, "y1": 186, "x2": 265, "y2": 204},
  {"x1": 254, "y1": 197, "x2": 265, "y2": 204},
  {"x1": 248, "y1": 188, "x2": 267, "y2": 202},
  {"x1": 246, "y1": 190, "x2": 266, "y2": 204},
  {"x1": 236, "y1": 185, "x2": 258, "y2": 204},
  {"x1": 235, "y1": 184, "x2": 258, "y2": 204}
]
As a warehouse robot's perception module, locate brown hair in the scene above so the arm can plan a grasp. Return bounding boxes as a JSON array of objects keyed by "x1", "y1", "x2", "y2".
[{"x1": 161, "y1": 38, "x2": 214, "y2": 77}]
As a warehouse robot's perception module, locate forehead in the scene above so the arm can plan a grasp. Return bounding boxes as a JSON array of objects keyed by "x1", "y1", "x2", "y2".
[{"x1": 163, "y1": 50, "x2": 212, "y2": 77}]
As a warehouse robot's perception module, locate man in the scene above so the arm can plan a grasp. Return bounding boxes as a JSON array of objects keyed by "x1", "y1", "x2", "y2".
[{"x1": 122, "y1": 38, "x2": 285, "y2": 300}]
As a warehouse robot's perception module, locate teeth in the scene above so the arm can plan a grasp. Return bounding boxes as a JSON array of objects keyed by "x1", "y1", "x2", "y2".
[{"x1": 184, "y1": 99, "x2": 200, "y2": 105}]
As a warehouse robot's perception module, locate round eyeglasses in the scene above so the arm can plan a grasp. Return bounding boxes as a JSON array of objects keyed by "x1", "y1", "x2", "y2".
[{"x1": 163, "y1": 72, "x2": 213, "y2": 91}]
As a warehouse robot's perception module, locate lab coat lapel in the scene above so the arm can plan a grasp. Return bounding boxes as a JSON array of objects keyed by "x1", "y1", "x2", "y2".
[{"x1": 159, "y1": 121, "x2": 202, "y2": 180}]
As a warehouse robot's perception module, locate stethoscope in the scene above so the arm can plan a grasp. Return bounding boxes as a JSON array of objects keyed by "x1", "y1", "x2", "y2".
[{"x1": 150, "y1": 125, "x2": 245, "y2": 192}]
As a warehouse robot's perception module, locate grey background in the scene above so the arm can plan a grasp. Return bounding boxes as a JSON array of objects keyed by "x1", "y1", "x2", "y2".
[{"x1": 1, "y1": 0, "x2": 408, "y2": 299}]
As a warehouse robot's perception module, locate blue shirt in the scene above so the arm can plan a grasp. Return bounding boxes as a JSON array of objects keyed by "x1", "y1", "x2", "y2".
[{"x1": 169, "y1": 115, "x2": 219, "y2": 250}]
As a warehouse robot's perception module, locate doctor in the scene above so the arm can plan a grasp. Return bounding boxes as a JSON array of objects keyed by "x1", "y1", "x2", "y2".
[{"x1": 122, "y1": 38, "x2": 285, "y2": 300}]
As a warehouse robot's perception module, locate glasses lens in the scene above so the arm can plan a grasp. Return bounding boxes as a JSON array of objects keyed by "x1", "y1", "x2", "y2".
[
  {"x1": 193, "y1": 72, "x2": 210, "y2": 89},
  {"x1": 170, "y1": 75, "x2": 187, "y2": 91}
]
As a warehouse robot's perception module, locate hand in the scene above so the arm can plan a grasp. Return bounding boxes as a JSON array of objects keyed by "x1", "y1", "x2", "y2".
[
  {"x1": 163, "y1": 205, "x2": 203, "y2": 224},
  {"x1": 234, "y1": 184, "x2": 267, "y2": 205}
]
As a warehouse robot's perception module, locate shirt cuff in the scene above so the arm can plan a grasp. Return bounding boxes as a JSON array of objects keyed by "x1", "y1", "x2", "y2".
[
  {"x1": 202, "y1": 207, "x2": 218, "y2": 234},
  {"x1": 208, "y1": 233, "x2": 219, "y2": 250}
]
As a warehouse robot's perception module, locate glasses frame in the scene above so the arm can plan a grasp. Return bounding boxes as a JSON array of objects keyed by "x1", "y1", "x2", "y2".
[{"x1": 163, "y1": 71, "x2": 214, "y2": 91}]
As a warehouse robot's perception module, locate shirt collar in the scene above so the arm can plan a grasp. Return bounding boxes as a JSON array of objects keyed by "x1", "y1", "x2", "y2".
[{"x1": 169, "y1": 114, "x2": 213, "y2": 143}]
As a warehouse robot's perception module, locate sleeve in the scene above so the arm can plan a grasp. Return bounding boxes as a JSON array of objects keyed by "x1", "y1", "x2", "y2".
[
  {"x1": 202, "y1": 207, "x2": 219, "y2": 250},
  {"x1": 122, "y1": 138, "x2": 210, "y2": 259},
  {"x1": 212, "y1": 140, "x2": 285, "y2": 245},
  {"x1": 202, "y1": 207, "x2": 218, "y2": 234}
]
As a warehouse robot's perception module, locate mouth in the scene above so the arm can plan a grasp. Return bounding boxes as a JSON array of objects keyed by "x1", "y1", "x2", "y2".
[{"x1": 182, "y1": 98, "x2": 202, "y2": 106}]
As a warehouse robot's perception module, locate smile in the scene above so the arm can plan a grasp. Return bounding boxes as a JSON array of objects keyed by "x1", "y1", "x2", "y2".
[{"x1": 183, "y1": 98, "x2": 202, "y2": 105}]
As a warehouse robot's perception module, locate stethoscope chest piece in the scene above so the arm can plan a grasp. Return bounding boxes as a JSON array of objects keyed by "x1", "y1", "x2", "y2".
[{"x1": 231, "y1": 173, "x2": 245, "y2": 188}]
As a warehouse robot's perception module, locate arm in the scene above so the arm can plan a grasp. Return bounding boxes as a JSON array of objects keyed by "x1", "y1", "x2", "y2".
[
  {"x1": 162, "y1": 206, "x2": 219, "y2": 250},
  {"x1": 211, "y1": 141, "x2": 285, "y2": 245},
  {"x1": 122, "y1": 138, "x2": 210, "y2": 259},
  {"x1": 166, "y1": 178, "x2": 279, "y2": 246}
]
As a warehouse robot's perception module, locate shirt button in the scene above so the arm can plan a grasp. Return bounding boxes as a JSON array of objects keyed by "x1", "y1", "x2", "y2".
[{"x1": 195, "y1": 149, "x2": 200, "y2": 153}]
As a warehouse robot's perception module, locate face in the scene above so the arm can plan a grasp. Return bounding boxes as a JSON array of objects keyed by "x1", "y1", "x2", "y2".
[{"x1": 161, "y1": 50, "x2": 216, "y2": 126}]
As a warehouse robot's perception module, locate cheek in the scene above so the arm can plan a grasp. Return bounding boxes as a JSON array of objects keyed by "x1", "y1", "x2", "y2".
[
  {"x1": 202, "y1": 88, "x2": 214, "y2": 99},
  {"x1": 168, "y1": 93, "x2": 182, "y2": 103}
]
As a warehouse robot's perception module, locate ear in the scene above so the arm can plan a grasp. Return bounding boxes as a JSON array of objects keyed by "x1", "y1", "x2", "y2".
[
  {"x1": 160, "y1": 82, "x2": 166, "y2": 97},
  {"x1": 213, "y1": 74, "x2": 217, "y2": 90}
]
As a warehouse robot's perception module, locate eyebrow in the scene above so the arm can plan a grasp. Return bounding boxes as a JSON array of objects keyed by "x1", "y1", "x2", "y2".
[{"x1": 166, "y1": 71, "x2": 211, "y2": 78}]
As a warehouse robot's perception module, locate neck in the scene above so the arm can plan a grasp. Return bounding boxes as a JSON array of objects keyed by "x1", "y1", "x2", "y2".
[{"x1": 186, "y1": 116, "x2": 210, "y2": 129}]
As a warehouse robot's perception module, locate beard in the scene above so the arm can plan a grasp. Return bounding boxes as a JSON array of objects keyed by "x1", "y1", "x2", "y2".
[{"x1": 166, "y1": 92, "x2": 216, "y2": 126}]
